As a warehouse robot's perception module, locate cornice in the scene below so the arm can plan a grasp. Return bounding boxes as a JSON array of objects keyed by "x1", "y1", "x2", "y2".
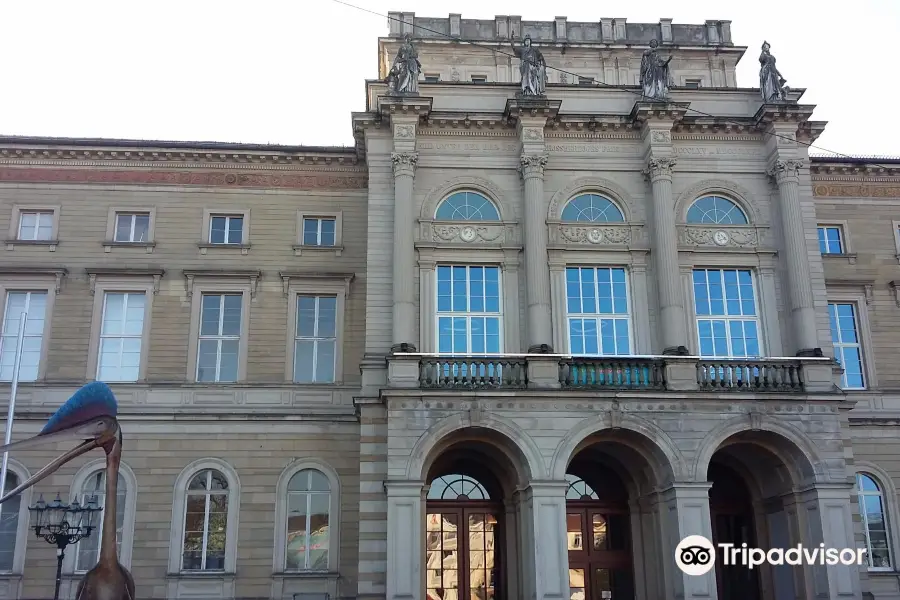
[
  {"x1": 85, "y1": 267, "x2": 165, "y2": 277},
  {"x1": 813, "y1": 183, "x2": 900, "y2": 198}
]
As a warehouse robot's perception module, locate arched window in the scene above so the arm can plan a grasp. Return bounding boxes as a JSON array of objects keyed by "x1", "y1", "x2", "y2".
[
  {"x1": 686, "y1": 196, "x2": 749, "y2": 225},
  {"x1": 857, "y1": 472, "x2": 893, "y2": 569},
  {"x1": 73, "y1": 469, "x2": 128, "y2": 572},
  {"x1": 286, "y1": 469, "x2": 331, "y2": 571},
  {"x1": 0, "y1": 471, "x2": 20, "y2": 572},
  {"x1": 565, "y1": 474, "x2": 599, "y2": 500},
  {"x1": 427, "y1": 474, "x2": 490, "y2": 500},
  {"x1": 561, "y1": 194, "x2": 625, "y2": 223},
  {"x1": 435, "y1": 191, "x2": 501, "y2": 221},
  {"x1": 182, "y1": 469, "x2": 230, "y2": 571}
]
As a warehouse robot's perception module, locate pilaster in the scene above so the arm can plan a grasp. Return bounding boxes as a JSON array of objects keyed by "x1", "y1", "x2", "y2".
[
  {"x1": 657, "y1": 483, "x2": 719, "y2": 600},
  {"x1": 385, "y1": 480, "x2": 426, "y2": 600},
  {"x1": 634, "y1": 101, "x2": 690, "y2": 355},
  {"x1": 518, "y1": 481, "x2": 570, "y2": 600}
]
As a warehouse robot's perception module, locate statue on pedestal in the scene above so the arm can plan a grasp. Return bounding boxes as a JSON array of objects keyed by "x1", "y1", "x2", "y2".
[
  {"x1": 509, "y1": 33, "x2": 546, "y2": 96},
  {"x1": 386, "y1": 34, "x2": 421, "y2": 95},
  {"x1": 640, "y1": 39, "x2": 673, "y2": 101},
  {"x1": 759, "y1": 41, "x2": 789, "y2": 102}
]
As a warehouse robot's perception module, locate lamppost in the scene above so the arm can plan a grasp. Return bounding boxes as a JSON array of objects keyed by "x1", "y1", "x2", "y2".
[{"x1": 29, "y1": 492, "x2": 102, "y2": 600}]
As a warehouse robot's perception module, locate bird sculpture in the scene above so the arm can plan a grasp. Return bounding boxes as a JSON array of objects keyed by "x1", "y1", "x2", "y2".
[{"x1": 0, "y1": 381, "x2": 134, "y2": 600}]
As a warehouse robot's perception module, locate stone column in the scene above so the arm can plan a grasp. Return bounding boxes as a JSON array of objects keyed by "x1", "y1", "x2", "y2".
[
  {"x1": 768, "y1": 158, "x2": 820, "y2": 355},
  {"x1": 645, "y1": 157, "x2": 689, "y2": 354},
  {"x1": 520, "y1": 153, "x2": 553, "y2": 351},
  {"x1": 656, "y1": 483, "x2": 719, "y2": 600},
  {"x1": 385, "y1": 480, "x2": 426, "y2": 600},
  {"x1": 391, "y1": 150, "x2": 418, "y2": 352},
  {"x1": 518, "y1": 481, "x2": 570, "y2": 600}
]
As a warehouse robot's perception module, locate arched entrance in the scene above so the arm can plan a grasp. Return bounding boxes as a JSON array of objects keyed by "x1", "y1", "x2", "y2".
[{"x1": 709, "y1": 461, "x2": 760, "y2": 600}]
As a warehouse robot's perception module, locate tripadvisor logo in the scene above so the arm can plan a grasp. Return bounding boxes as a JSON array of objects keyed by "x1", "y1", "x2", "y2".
[{"x1": 675, "y1": 535, "x2": 867, "y2": 576}]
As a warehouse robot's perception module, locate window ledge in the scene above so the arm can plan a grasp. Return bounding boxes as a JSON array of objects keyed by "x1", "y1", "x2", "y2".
[
  {"x1": 822, "y1": 252, "x2": 857, "y2": 265},
  {"x1": 866, "y1": 568, "x2": 898, "y2": 575},
  {"x1": 197, "y1": 242, "x2": 251, "y2": 255},
  {"x1": 5, "y1": 239, "x2": 58, "y2": 251},
  {"x1": 167, "y1": 571, "x2": 235, "y2": 579},
  {"x1": 293, "y1": 244, "x2": 343, "y2": 257},
  {"x1": 102, "y1": 240, "x2": 156, "y2": 253},
  {"x1": 273, "y1": 571, "x2": 340, "y2": 580},
  {"x1": 0, "y1": 573, "x2": 21, "y2": 580}
]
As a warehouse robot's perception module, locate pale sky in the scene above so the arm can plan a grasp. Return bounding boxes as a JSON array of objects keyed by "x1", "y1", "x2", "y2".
[{"x1": 3, "y1": 0, "x2": 897, "y2": 157}]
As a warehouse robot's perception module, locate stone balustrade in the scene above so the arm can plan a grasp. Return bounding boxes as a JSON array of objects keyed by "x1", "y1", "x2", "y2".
[{"x1": 387, "y1": 353, "x2": 841, "y2": 394}]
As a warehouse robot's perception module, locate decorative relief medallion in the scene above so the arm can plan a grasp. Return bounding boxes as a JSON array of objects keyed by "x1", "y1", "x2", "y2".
[
  {"x1": 460, "y1": 226, "x2": 477, "y2": 242},
  {"x1": 679, "y1": 226, "x2": 758, "y2": 248},
  {"x1": 813, "y1": 184, "x2": 900, "y2": 198},
  {"x1": 651, "y1": 130, "x2": 672, "y2": 144},
  {"x1": 431, "y1": 224, "x2": 505, "y2": 244},
  {"x1": 588, "y1": 228, "x2": 604, "y2": 244},
  {"x1": 558, "y1": 225, "x2": 631, "y2": 245},
  {"x1": 522, "y1": 128, "x2": 544, "y2": 142},
  {"x1": 394, "y1": 124, "x2": 415, "y2": 139},
  {"x1": 713, "y1": 230, "x2": 730, "y2": 246}
]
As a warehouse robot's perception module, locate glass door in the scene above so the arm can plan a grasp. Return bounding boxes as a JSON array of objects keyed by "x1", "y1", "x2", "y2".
[
  {"x1": 567, "y1": 508, "x2": 634, "y2": 600},
  {"x1": 426, "y1": 508, "x2": 500, "y2": 600}
]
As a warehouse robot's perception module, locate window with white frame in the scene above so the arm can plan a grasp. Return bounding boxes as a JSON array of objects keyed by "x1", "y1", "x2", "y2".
[
  {"x1": 0, "y1": 471, "x2": 20, "y2": 572},
  {"x1": 686, "y1": 196, "x2": 749, "y2": 225},
  {"x1": 97, "y1": 292, "x2": 145, "y2": 382},
  {"x1": 817, "y1": 225, "x2": 844, "y2": 254},
  {"x1": 692, "y1": 269, "x2": 761, "y2": 357},
  {"x1": 0, "y1": 291, "x2": 48, "y2": 381},
  {"x1": 285, "y1": 469, "x2": 331, "y2": 571},
  {"x1": 182, "y1": 469, "x2": 229, "y2": 571},
  {"x1": 17, "y1": 211, "x2": 54, "y2": 241},
  {"x1": 436, "y1": 265, "x2": 502, "y2": 354},
  {"x1": 828, "y1": 302, "x2": 866, "y2": 389},
  {"x1": 208, "y1": 215, "x2": 243, "y2": 245},
  {"x1": 565, "y1": 267, "x2": 632, "y2": 355},
  {"x1": 197, "y1": 294, "x2": 242, "y2": 382},
  {"x1": 74, "y1": 470, "x2": 127, "y2": 572},
  {"x1": 857, "y1": 472, "x2": 893, "y2": 569},
  {"x1": 293, "y1": 296, "x2": 336, "y2": 383},
  {"x1": 114, "y1": 213, "x2": 150, "y2": 243},
  {"x1": 302, "y1": 218, "x2": 336, "y2": 247}
]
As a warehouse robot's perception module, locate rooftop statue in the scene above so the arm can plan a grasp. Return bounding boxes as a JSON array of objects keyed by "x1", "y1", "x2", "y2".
[
  {"x1": 387, "y1": 33, "x2": 422, "y2": 95},
  {"x1": 640, "y1": 39, "x2": 673, "y2": 101},
  {"x1": 509, "y1": 33, "x2": 546, "y2": 97},
  {"x1": 759, "y1": 40, "x2": 789, "y2": 102},
  {"x1": 0, "y1": 382, "x2": 134, "y2": 600}
]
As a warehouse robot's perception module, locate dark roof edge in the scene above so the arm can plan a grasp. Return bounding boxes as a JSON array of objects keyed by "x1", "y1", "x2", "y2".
[
  {"x1": 810, "y1": 154, "x2": 900, "y2": 165},
  {"x1": 0, "y1": 135, "x2": 354, "y2": 154}
]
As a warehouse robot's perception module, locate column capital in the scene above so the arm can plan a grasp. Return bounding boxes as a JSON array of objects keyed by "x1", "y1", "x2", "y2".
[
  {"x1": 767, "y1": 158, "x2": 805, "y2": 183},
  {"x1": 643, "y1": 156, "x2": 677, "y2": 182},
  {"x1": 391, "y1": 151, "x2": 418, "y2": 177},
  {"x1": 519, "y1": 153, "x2": 549, "y2": 179}
]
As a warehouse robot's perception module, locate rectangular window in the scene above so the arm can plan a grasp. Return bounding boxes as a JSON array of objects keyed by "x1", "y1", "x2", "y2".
[
  {"x1": 97, "y1": 292, "x2": 146, "y2": 382},
  {"x1": 293, "y1": 296, "x2": 337, "y2": 383},
  {"x1": 114, "y1": 213, "x2": 150, "y2": 243},
  {"x1": 817, "y1": 225, "x2": 844, "y2": 254},
  {"x1": 693, "y1": 269, "x2": 761, "y2": 357},
  {"x1": 578, "y1": 77, "x2": 594, "y2": 86},
  {"x1": 470, "y1": 75, "x2": 487, "y2": 83},
  {"x1": 17, "y1": 211, "x2": 54, "y2": 241},
  {"x1": 302, "y1": 218, "x2": 336, "y2": 247},
  {"x1": 684, "y1": 79, "x2": 702, "y2": 89},
  {"x1": 424, "y1": 74, "x2": 440, "y2": 83},
  {"x1": 0, "y1": 291, "x2": 48, "y2": 381},
  {"x1": 829, "y1": 302, "x2": 865, "y2": 389},
  {"x1": 208, "y1": 215, "x2": 243, "y2": 245},
  {"x1": 196, "y1": 294, "x2": 242, "y2": 382},
  {"x1": 436, "y1": 265, "x2": 502, "y2": 354},
  {"x1": 565, "y1": 267, "x2": 631, "y2": 355}
]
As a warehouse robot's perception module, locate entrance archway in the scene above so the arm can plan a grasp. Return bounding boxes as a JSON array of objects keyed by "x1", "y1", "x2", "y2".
[{"x1": 709, "y1": 460, "x2": 761, "y2": 600}]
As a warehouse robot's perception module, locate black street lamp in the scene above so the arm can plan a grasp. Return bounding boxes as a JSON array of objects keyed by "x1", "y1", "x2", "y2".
[{"x1": 29, "y1": 492, "x2": 102, "y2": 600}]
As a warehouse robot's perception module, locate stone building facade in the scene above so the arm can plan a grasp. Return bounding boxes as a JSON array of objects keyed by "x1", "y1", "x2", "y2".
[{"x1": 0, "y1": 10, "x2": 899, "y2": 600}]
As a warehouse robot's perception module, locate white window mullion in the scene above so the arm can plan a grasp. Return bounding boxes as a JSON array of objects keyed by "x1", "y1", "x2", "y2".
[
  {"x1": 304, "y1": 493, "x2": 312, "y2": 569},
  {"x1": 201, "y1": 472, "x2": 211, "y2": 570}
]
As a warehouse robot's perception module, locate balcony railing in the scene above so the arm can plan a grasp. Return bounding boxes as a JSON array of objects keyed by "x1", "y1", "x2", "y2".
[{"x1": 387, "y1": 353, "x2": 839, "y2": 394}]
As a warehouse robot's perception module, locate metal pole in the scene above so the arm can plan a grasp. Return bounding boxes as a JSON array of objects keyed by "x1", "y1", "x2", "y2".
[
  {"x1": 0, "y1": 311, "x2": 27, "y2": 505},
  {"x1": 54, "y1": 546, "x2": 64, "y2": 600}
]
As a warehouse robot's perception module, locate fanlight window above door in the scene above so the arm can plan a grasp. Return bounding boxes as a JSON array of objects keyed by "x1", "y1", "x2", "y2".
[
  {"x1": 427, "y1": 474, "x2": 491, "y2": 500},
  {"x1": 686, "y1": 196, "x2": 749, "y2": 225},
  {"x1": 435, "y1": 191, "x2": 501, "y2": 221},
  {"x1": 561, "y1": 194, "x2": 625, "y2": 223}
]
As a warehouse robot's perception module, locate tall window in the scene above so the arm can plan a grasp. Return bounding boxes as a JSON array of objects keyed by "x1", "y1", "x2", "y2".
[
  {"x1": 434, "y1": 192, "x2": 501, "y2": 221},
  {"x1": 285, "y1": 469, "x2": 330, "y2": 571},
  {"x1": 857, "y1": 473, "x2": 892, "y2": 569},
  {"x1": 97, "y1": 292, "x2": 145, "y2": 382},
  {"x1": 293, "y1": 296, "x2": 336, "y2": 383},
  {"x1": 566, "y1": 267, "x2": 631, "y2": 355},
  {"x1": 74, "y1": 470, "x2": 126, "y2": 572},
  {"x1": 114, "y1": 213, "x2": 150, "y2": 243},
  {"x1": 182, "y1": 469, "x2": 229, "y2": 571},
  {"x1": 208, "y1": 215, "x2": 243, "y2": 245},
  {"x1": 17, "y1": 211, "x2": 54, "y2": 241},
  {"x1": 829, "y1": 302, "x2": 865, "y2": 389},
  {"x1": 197, "y1": 294, "x2": 241, "y2": 382},
  {"x1": 0, "y1": 291, "x2": 48, "y2": 381},
  {"x1": 302, "y1": 218, "x2": 336, "y2": 247},
  {"x1": 561, "y1": 194, "x2": 625, "y2": 223},
  {"x1": 693, "y1": 269, "x2": 760, "y2": 357},
  {"x1": 436, "y1": 265, "x2": 502, "y2": 354},
  {"x1": 817, "y1": 225, "x2": 844, "y2": 254},
  {"x1": 0, "y1": 472, "x2": 20, "y2": 572},
  {"x1": 686, "y1": 196, "x2": 749, "y2": 225}
]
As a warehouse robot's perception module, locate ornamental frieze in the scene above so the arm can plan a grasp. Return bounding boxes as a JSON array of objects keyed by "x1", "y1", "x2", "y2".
[
  {"x1": 0, "y1": 167, "x2": 368, "y2": 189},
  {"x1": 549, "y1": 224, "x2": 634, "y2": 246},
  {"x1": 418, "y1": 222, "x2": 516, "y2": 245},
  {"x1": 813, "y1": 184, "x2": 900, "y2": 198},
  {"x1": 677, "y1": 226, "x2": 761, "y2": 248}
]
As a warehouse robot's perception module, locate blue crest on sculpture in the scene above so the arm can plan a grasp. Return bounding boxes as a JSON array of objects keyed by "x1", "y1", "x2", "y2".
[{"x1": 40, "y1": 381, "x2": 118, "y2": 435}]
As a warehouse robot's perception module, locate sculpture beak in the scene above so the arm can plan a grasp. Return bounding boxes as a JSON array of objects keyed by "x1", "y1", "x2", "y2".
[{"x1": 0, "y1": 425, "x2": 104, "y2": 504}]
